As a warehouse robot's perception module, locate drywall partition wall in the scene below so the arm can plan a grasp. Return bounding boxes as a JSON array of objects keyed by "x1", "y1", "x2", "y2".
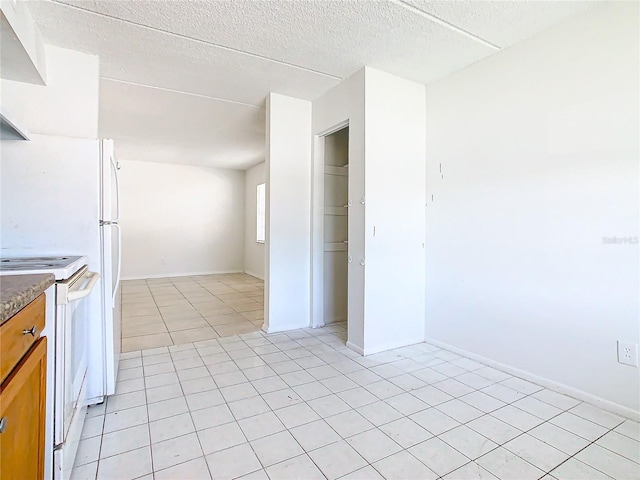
[
  {"x1": 424, "y1": 1, "x2": 639, "y2": 415},
  {"x1": 264, "y1": 93, "x2": 312, "y2": 333},
  {"x1": 244, "y1": 161, "x2": 266, "y2": 279},
  {"x1": 364, "y1": 69, "x2": 426, "y2": 353},
  {"x1": 119, "y1": 160, "x2": 245, "y2": 279},
  {"x1": 312, "y1": 67, "x2": 426, "y2": 354},
  {"x1": 0, "y1": 45, "x2": 98, "y2": 138},
  {"x1": 312, "y1": 68, "x2": 366, "y2": 350}
]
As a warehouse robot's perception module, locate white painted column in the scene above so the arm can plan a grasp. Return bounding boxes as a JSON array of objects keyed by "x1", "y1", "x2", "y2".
[
  {"x1": 362, "y1": 68, "x2": 427, "y2": 354},
  {"x1": 264, "y1": 93, "x2": 313, "y2": 332}
]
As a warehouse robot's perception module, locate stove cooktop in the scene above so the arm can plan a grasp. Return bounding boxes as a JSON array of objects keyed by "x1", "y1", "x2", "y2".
[{"x1": 0, "y1": 256, "x2": 88, "y2": 280}]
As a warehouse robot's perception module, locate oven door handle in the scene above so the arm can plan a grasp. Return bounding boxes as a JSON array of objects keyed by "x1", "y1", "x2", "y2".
[{"x1": 67, "y1": 271, "x2": 100, "y2": 302}]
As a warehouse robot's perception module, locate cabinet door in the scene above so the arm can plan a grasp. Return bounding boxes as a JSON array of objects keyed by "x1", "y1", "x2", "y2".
[{"x1": 0, "y1": 337, "x2": 47, "y2": 480}]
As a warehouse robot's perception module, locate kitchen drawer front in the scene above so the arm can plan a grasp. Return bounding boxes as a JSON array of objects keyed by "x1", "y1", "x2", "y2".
[{"x1": 0, "y1": 294, "x2": 46, "y2": 384}]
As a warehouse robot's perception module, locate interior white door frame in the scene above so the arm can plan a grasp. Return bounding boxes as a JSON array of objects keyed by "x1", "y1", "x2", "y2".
[{"x1": 311, "y1": 120, "x2": 349, "y2": 329}]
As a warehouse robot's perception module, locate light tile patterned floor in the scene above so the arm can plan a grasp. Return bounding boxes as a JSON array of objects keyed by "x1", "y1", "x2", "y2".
[
  {"x1": 121, "y1": 274, "x2": 264, "y2": 352},
  {"x1": 74, "y1": 324, "x2": 639, "y2": 480}
]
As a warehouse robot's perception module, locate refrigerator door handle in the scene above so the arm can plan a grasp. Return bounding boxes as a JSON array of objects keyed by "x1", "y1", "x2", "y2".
[
  {"x1": 110, "y1": 152, "x2": 121, "y2": 223},
  {"x1": 111, "y1": 222, "x2": 122, "y2": 307}
]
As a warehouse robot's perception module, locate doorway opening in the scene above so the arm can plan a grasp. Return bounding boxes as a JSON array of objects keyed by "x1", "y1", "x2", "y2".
[{"x1": 322, "y1": 126, "x2": 349, "y2": 327}]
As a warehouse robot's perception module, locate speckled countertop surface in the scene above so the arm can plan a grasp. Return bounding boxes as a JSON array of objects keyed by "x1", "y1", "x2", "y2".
[{"x1": 0, "y1": 274, "x2": 54, "y2": 325}]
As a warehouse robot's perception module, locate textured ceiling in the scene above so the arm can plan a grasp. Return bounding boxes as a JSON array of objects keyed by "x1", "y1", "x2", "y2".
[
  {"x1": 100, "y1": 79, "x2": 265, "y2": 168},
  {"x1": 26, "y1": 0, "x2": 600, "y2": 169}
]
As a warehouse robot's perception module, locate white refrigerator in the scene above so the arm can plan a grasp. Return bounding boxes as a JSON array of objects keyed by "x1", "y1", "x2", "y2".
[{"x1": 0, "y1": 134, "x2": 122, "y2": 402}]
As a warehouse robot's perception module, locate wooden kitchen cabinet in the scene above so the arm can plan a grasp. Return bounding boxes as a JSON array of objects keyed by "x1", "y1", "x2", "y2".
[{"x1": 0, "y1": 295, "x2": 47, "y2": 480}]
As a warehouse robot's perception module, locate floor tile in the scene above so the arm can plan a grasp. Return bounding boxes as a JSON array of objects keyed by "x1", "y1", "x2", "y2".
[
  {"x1": 615, "y1": 419, "x2": 640, "y2": 441},
  {"x1": 460, "y1": 391, "x2": 506, "y2": 414},
  {"x1": 476, "y1": 447, "x2": 544, "y2": 480},
  {"x1": 500, "y1": 377, "x2": 543, "y2": 395},
  {"x1": 596, "y1": 430, "x2": 640, "y2": 463},
  {"x1": 103, "y1": 405, "x2": 148, "y2": 434},
  {"x1": 346, "y1": 428, "x2": 403, "y2": 463},
  {"x1": 227, "y1": 395, "x2": 271, "y2": 419},
  {"x1": 197, "y1": 421, "x2": 246, "y2": 454},
  {"x1": 357, "y1": 400, "x2": 404, "y2": 426},
  {"x1": 262, "y1": 388, "x2": 303, "y2": 410},
  {"x1": 443, "y1": 461, "x2": 499, "y2": 479},
  {"x1": 341, "y1": 465, "x2": 385, "y2": 479},
  {"x1": 575, "y1": 443, "x2": 640, "y2": 479},
  {"x1": 528, "y1": 421, "x2": 590, "y2": 455},
  {"x1": 154, "y1": 456, "x2": 212, "y2": 480},
  {"x1": 437, "y1": 399, "x2": 484, "y2": 423},
  {"x1": 80, "y1": 415, "x2": 104, "y2": 440},
  {"x1": 70, "y1": 461, "x2": 98, "y2": 480},
  {"x1": 503, "y1": 433, "x2": 569, "y2": 471},
  {"x1": 308, "y1": 440, "x2": 368, "y2": 479},
  {"x1": 122, "y1": 333, "x2": 173, "y2": 353},
  {"x1": 549, "y1": 457, "x2": 614, "y2": 479},
  {"x1": 289, "y1": 419, "x2": 341, "y2": 452},
  {"x1": 264, "y1": 454, "x2": 325, "y2": 480},
  {"x1": 480, "y1": 384, "x2": 525, "y2": 403},
  {"x1": 373, "y1": 450, "x2": 438, "y2": 480},
  {"x1": 409, "y1": 437, "x2": 470, "y2": 477},
  {"x1": 238, "y1": 411, "x2": 286, "y2": 441},
  {"x1": 106, "y1": 390, "x2": 146, "y2": 413},
  {"x1": 466, "y1": 415, "x2": 521, "y2": 444},
  {"x1": 491, "y1": 404, "x2": 545, "y2": 431},
  {"x1": 531, "y1": 389, "x2": 581, "y2": 410},
  {"x1": 569, "y1": 402, "x2": 625, "y2": 429},
  {"x1": 185, "y1": 389, "x2": 225, "y2": 412},
  {"x1": 274, "y1": 402, "x2": 320, "y2": 429},
  {"x1": 411, "y1": 385, "x2": 454, "y2": 406},
  {"x1": 206, "y1": 443, "x2": 262, "y2": 480},
  {"x1": 97, "y1": 446, "x2": 153, "y2": 480},
  {"x1": 151, "y1": 432, "x2": 203, "y2": 471},
  {"x1": 325, "y1": 410, "x2": 375, "y2": 438},
  {"x1": 510, "y1": 396, "x2": 563, "y2": 421},
  {"x1": 100, "y1": 423, "x2": 150, "y2": 459},
  {"x1": 75, "y1": 436, "x2": 102, "y2": 466},
  {"x1": 380, "y1": 416, "x2": 433, "y2": 450},
  {"x1": 410, "y1": 407, "x2": 460, "y2": 436},
  {"x1": 440, "y1": 425, "x2": 498, "y2": 460},
  {"x1": 149, "y1": 411, "x2": 195, "y2": 443},
  {"x1": 549, "y1": 412, "x2": 609, "y2": 441},
  {"x1": 250, "y1": 430, "x2": 304, "y2": 467}
]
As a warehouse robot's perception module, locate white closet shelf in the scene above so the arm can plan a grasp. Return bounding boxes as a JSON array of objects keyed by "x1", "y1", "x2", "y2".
[
  {"x1": 325, "y1": 207, "x2": 348, "y2": 216},
  {"x1": 324, "y1": 165, "x2": 348, "y2": 176},
  {"x1": 324, "y1": 242, "x2": 348, "y2": 252}
]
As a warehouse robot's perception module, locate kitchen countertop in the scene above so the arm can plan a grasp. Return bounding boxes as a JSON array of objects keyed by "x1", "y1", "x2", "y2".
[{"x1": 0, "y1": 274, "x2": 55, "y2": 325}]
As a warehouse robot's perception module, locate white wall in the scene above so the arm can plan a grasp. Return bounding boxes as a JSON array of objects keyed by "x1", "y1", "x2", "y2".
[
  {"x1": 364, "y1": 69, "x2": 426, "y2": 353},
  {"x1": 265, "y1": 93, "x2": 312, "y2": 332},
  {"x1": 425, "y1": 2, "x2": 639, "y2": 414},
  {"x1": 244, "y1": 161, "x2": 265, "y2": 279},
  {"x1": 119, "y1": 160, "x2": 245, "y2": 279},
  {"x1": 1, "y1": 45, "x2": 98, "y2": 138}
]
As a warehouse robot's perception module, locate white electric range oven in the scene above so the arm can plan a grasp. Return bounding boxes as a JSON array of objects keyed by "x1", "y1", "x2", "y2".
[{"x1": 0, "y1": 256, "x2": 99, "y2": 480}]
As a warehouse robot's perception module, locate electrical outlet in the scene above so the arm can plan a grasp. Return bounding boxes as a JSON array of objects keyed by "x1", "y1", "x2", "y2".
[{"x1": 618, "y1": 341, "x2": 639, "y2": 367}]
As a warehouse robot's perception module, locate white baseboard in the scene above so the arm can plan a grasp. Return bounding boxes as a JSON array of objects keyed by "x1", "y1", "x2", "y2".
[
  {"x1": 425, "y1": 337, "x2": 640, "y2": 421},
  {"x1": 243, "y1": 270, "x2": 264, "y2": 280},
  {"x1": 263, "y1": 321, "x2": 311, "y2": 334},
  {"x1": 122, "y1": 270, "x2": 243, "y2": 281},
  {"x1": 346, "y1": 341, "x2": 364, "y2": 355},
  {"x1": 363, "y1": 337, "x2": 426, "y2": 356}
]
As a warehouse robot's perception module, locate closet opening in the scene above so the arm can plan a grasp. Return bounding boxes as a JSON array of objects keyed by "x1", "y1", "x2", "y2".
[{"x1": 322, "y1": 126, "x2": 349, "y2": 328}]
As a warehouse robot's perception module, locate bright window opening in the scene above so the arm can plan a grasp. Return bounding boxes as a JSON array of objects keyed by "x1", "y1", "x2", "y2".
[{"x1": 256, "y1": 183, "x2": 266, "y2": 243}]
